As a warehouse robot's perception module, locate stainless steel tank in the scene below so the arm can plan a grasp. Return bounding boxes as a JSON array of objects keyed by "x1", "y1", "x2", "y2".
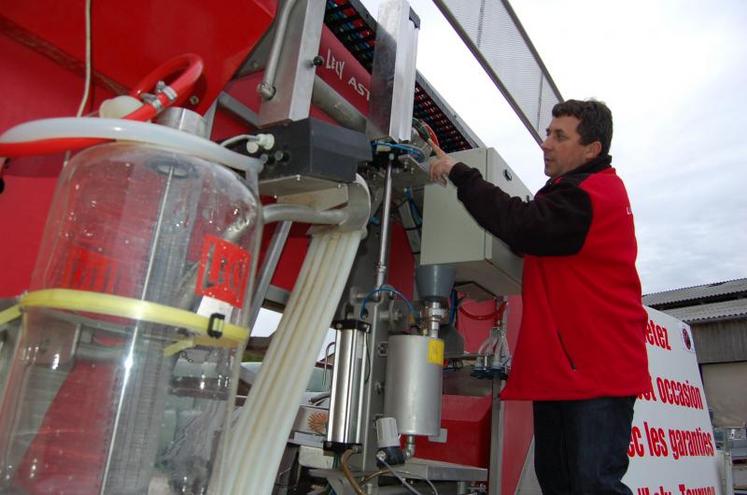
[{"x1": 384, "y1": 334, "x2": 444, "y2": 437}]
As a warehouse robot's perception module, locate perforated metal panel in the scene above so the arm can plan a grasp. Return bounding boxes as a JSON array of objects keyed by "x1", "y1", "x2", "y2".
[
  {"x1": 434, "y1": 0, "x2": 563, "y2": 144},
  {"x1": 324, "y1": 0, "x2": 481, "y2": 152}
]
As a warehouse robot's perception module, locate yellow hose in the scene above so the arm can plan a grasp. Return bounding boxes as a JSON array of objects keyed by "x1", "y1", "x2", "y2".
[{"x1": 1, "y1": 288, "x2": 249, "y2": 354}]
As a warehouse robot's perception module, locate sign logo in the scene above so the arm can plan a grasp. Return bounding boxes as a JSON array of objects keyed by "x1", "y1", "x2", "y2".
[{"x1": 195, "y1": 236, "x2": 251, "y2": 308}]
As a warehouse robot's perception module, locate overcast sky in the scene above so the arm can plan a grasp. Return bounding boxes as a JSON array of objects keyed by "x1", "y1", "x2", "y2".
[{"x1": 361, "y1": 0, "x2": 747, "y2": 294}]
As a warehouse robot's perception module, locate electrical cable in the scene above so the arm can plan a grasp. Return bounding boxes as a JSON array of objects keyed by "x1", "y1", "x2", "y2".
[
  {"x1": 359, "y1": 463, "x2": 439, "y2": 495},
  {"x1": 75, "y1": 0, "x2": 93, "y2": 118},
  {"x1": 422, "y1": 121, "x2": 439, "y2": 147},
  {"x1": 404, "y1": 187, "x2": 422, "y2": 226},
  {"x1": 393, "y1": 468, "x2": 439, "y2": 495},
  {"x1": 378, "y1": 458, "x2": 425, "y2": 495},
  {"x1": 411, "y1": 118, "x2": 439, "y2": 148}
]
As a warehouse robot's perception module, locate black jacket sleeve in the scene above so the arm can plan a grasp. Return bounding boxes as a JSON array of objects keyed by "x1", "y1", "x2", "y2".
[{"x1": 448, "y1": 163, "x2": 592, "y2": 256}]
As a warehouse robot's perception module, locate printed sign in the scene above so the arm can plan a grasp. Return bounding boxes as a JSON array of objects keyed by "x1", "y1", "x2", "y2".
[
  {"x1": 195, "y1": 235, "x2": 251, "y2": 308},
  {"x1": 623, "y1": 307, "x2": 722, "y2": 494}
]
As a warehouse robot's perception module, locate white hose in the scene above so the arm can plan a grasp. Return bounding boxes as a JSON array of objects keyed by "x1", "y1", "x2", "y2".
[
  {"x1": 0, "y1": 118, "x2": 263, "y2": 174},
  {"x1": 219, "y1": 228, "x2": 363, "y2": 494}
]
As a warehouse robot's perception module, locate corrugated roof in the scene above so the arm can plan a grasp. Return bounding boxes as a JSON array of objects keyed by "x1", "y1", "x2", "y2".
[
  {"x1": 661, "y1": 299, "x2": 747, "y2": 324},
  {"x1": 643, "y1": 278, "x2": 747, "y2": 306}
]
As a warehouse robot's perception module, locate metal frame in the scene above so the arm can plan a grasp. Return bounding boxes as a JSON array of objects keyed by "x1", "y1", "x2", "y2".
[
  {"x1": 258, "y1": 0, "x2": 327, "y2": 126},
  {"x1": 366, "y1": 0, "x2": 419, "y2": 141},
  {"x1": 432, "y1": 0, "x2": 563, "y2": 144}
]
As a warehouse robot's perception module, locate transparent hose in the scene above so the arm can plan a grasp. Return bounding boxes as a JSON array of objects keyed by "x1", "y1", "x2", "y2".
[{"x1": 0, "y1": 118, "x2": 262, "y2": 174}]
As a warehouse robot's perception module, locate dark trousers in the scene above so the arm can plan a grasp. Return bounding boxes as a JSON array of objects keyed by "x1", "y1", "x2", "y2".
[{"x1": 533, "y1": 396, "x2": 635, "y2": 494}]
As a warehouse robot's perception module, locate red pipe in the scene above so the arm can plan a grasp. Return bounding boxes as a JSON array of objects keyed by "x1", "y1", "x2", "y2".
[
  {"x1": 459, "y1": 300, "x2": 508, "y2": 324},
  {"x1": 0, "y1": 54, "x2": 204, "y2": 158}
]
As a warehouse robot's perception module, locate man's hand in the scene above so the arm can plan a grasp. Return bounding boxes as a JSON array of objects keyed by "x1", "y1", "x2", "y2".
[{"x1": 429, "y1": 142, "x2": 456, "y2": 185}]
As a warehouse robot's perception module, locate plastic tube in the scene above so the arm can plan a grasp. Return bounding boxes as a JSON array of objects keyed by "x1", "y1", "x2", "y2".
[
  {"x1": 262, "y1": 204, "x2": 347, "y2": 225},
  {"x1": 0, "y1": 118, "x2": 262, "y2": 174},
  {"x1": 129, "y1": 53, "x2": 203, "y2": 107},
  {"x1": 124, "y1": 53, "x2": 204, "y2": 121},
  {"x1": 341, "y1": 450, "x2": 366, "y2": 495},
  {"x1": 220, "y1": 229, "x2": 363, "y2": 494}
]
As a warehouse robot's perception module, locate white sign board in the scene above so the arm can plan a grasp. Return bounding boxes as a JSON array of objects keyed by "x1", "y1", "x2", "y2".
[{"x1": 624, "y1": 307, "x2": 722, "y2": 495}]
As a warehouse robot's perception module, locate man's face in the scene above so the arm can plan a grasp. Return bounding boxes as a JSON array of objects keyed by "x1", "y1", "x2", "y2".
[{"x1": 541, "y1": 116, "x2": 600, "y2": 178}]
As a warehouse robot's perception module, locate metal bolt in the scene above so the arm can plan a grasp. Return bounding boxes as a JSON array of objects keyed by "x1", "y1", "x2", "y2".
[
  {"x1": 312, "y1": 55, "x2": 324, "y2": 66},
  {"x1": 189, "y1": 95, "x2": 200, "y2": 106},
  {"x1": 503, "y1": 169, "x2": 513, "y2": 181},
  {"x1": 376, "y1": 342, "x2": 388, "y2": 357}
]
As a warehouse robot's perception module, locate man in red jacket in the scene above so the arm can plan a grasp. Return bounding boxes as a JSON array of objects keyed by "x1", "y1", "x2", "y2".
[{"x1": 430, "y1": 99, "x2": 649, "y2": 494}]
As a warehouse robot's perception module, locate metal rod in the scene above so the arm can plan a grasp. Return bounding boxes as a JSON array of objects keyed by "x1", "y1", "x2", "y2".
[
  {"x1": 322, "y1": 340, "x2": 336, "y2": 390},
  {"x1": 488, "y1": 378, "x2": 504, "y2": 495},
  {"x1": 258, "y1": 0, "x2": 300, "y2": 100},
  {"x1": 100, "y1": 164, "x2": 175, "y2": 494},
  {"x1": 247, "y1": 220, "x2": 292, "y2": 330},
  {"x1": 312, "y1": 76, "x2": 367, "y2": 132},
  {"x1": 375, "y1": 161, "x2": 394, "y2": 290}
]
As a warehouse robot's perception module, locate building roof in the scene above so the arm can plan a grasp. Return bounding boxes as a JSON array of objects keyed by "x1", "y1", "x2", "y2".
[
  {"x1": 643, "y1": 278, "x2": 747, "y2": 307},
  {"x1": 661, "y1": 298, "x2": 747, "y2": 324}
]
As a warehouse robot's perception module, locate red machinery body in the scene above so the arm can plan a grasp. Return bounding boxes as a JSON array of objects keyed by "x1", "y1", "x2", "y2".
[
  {"x1": 0, "y1": 2, "x2": 532, "y2": 491},
  {"x1": 0, "y1": 0, "x2": 275, "y2": 296}
]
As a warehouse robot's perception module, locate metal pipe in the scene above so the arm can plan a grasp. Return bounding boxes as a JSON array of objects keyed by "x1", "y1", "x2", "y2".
[
  {"x1": 247, "y1": 220, "x2": 292, "y2": 330},
  {"x1": 262, "y1": 203, "x2": 347, "y2": 225},
  {"x1": 321, "y1": 340, "x2": 336, "y2": 390},
  {"x1": 312, "y1": 76, "x2": 367, "y2": 132},
  {"x1": 258, "y1": 0, "x2": 300, "y2": 100},
  {"x1": 375, "y1": 161, "x2": 394, "y2": 290},
  {"x1": 327, "y1": 326, "x2": 366, "y2": 446},
  {"x1": 488, "y1": 378, "x2": 505, "y2": 495},
  {"x1": 404, "y1": 434, "x2": 416, "y2": 459}
]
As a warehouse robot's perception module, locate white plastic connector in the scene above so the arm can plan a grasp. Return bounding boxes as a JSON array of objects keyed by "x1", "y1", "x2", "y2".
[
  {"x1": 246, "y1": 133, "x2": 275, "y2": 154},
  {"x1": 375, "y1": 417, "x2": 400, "y2": 449},
  {"x1": 99, "y1": 96, "x2": 143, "y2": 119}
]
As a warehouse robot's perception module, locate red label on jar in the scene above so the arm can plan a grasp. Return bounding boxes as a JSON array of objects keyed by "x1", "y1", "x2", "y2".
[
  {"x1": 195, "y1": 235, "x2": 251, "y2": 308},
  {"x1": 61, "y1": 246, "x2": 120, "y2": 293}
]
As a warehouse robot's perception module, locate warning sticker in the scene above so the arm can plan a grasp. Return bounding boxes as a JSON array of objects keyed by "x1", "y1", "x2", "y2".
[
  {"x1": 427, "y1": 339, "x2": 445, "y2": 366},
  {"x1": 195, "y1": 236, "x2": 252, "y2": 308}
]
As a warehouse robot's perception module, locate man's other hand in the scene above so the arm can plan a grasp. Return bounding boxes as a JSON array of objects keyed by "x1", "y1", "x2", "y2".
[{"x1": 429, "y1": 143, "x2": 455, "y2": 185}]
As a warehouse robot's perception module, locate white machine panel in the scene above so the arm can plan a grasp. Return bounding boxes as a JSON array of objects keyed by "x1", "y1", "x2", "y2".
[{"x1": 420, "y1": 147, "x2": 532, "y2": 296}]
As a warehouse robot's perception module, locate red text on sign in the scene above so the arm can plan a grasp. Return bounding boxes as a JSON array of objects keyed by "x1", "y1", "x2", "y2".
[{"x1": 195, "y1": 235, "x2": 252, "y2": 308}]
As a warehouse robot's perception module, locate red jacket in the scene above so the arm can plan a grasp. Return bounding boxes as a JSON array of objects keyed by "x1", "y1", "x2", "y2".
[{"x1": 450, "y1": 155, "x2": 650, "y2": 400}]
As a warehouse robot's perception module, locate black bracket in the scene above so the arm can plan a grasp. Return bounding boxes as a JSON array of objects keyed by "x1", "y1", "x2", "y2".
[
  {"x1": 332, "y1": 319, "x2": 371, "y2": 333},
  {"x1": 207, "y1": 313, "x2": 225, "y2": 339}
]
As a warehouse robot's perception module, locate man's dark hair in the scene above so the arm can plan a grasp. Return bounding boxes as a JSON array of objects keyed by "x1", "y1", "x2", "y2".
[{"x1": 552, "y1": 99, "x2": 613, "y2": 157}]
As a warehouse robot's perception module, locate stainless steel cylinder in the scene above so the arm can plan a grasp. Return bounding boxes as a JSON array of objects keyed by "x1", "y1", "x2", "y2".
[
  {"x1": 384, "y1": 335, "x2": 444, "y2": 437},
  {"x1": 326, "y1": 326, "x2": 367, "y2": 446}
]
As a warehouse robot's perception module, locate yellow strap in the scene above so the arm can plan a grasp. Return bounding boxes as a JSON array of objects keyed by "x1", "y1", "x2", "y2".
[
  {"x1": 19, "y1": 289, "x2": 249, "y2": 346},
  {"x1": 0, "y1": 304, "x2": 21, "y2": 326}
]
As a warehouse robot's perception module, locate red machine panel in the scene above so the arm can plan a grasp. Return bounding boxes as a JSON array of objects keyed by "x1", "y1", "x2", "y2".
[{"x1": 0, "y1": 0, "x2": 276, "y2": 114}]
